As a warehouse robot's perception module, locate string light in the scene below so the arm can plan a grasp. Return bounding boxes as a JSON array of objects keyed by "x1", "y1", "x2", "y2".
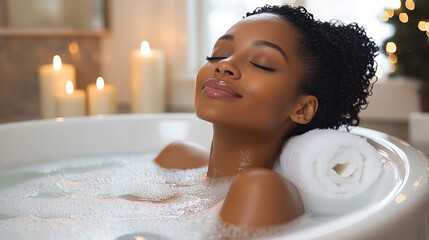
[
  {"x1": 418, "y1": 21, "x2": 427, "y2": 31},
  {"x1": 386, "y1": 42, "x2": 397, "y2": 53},
  {"x1": 399, "y1": 13, "x2": 409, "y2": 23},
  {"x1": 386, "y1": 9, "x2": 394, "y2": 18},
  {"x1": 405, "y1": 0, "x2": 415, "y2": 10},
  {"x1": 389, "y1": 54, "x2": 398, "y2": 64},
  {"x1": 380, "y1": 11, "x2": 389, "y2": 21}
]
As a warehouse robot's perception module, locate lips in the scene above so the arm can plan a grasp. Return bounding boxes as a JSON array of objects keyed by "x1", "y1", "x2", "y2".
[{"x1": 202, "y1": 79, "x2": 242, "y2": 99}]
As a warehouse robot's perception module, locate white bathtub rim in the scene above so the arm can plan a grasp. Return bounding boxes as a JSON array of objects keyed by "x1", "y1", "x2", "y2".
[
  {"x1": 0, "y1": 113, "x2": 198, "y2": 130},
  {"x1": 0, "y1": 113, "x2": 428, "y2": 240}
]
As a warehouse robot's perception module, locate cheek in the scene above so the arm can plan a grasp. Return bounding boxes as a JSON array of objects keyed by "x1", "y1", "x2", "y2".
[
  {"x1": 249, "y1": 77, "x2": 295, "y2": 112},
  {"x1": 194, "y1": 64, "x2": 212, "y2": 107},
  {"x1": 194, "y1": 67, "x2": 298, "y2": 133},
  {"x1": 243, "y1": 76, "x2": 297, "y2": 130},
  {"x1": 196, "y1": 64, "x2": 211, "y2": 88}
]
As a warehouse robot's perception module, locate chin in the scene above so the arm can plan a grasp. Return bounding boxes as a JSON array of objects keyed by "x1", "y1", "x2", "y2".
[
  {"x1": 195, "y1": 93, "x2": 287, "y2": 132},
  {"x1": 194, "y1": 91, "x2": 222, "y2": 123},
  {"x1": 194, "y1": 100, "x2": 221, "y2": 124},
  {"x1": 196, "y1": 107, "x2": 278, "y2": 133}
]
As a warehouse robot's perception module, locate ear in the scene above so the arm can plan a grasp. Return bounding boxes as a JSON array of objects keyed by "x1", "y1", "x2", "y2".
[{"x1": 290, "y1": 95, "x2": 318, "y2": 124}]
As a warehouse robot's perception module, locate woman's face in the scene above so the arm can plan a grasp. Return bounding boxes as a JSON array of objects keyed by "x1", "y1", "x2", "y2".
[{"x1": 194, "y1": 13, "x2": 306, "y2": 132}]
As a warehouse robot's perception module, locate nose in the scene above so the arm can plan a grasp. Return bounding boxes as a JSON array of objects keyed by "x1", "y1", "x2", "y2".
[{"x1": 215, "y1": 60, "x2": 241, "y2": 79}]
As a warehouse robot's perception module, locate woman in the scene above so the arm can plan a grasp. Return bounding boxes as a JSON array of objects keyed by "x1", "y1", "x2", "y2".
[{"x1": 155, "y1": 4, "x2": 378, "y2": 227}]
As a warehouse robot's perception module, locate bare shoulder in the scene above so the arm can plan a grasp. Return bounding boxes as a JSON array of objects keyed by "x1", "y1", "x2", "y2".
[
  {"x1": 154, "y1": 140, "x2": 209, "y2": 169},
  {"x1": 219, "y1": 168, "x2": 304, "y2": 227}
]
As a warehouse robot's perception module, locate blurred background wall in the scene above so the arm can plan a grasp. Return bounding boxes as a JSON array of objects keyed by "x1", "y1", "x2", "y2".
[{"x1": 0, "y1": 0, "x2": 428, "y2": 149}]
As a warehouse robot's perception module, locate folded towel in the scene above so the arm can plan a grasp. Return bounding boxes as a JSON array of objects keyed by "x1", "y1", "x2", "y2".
[{"x1": 279, "y1": 129, "x2": 382, "y2": 215}]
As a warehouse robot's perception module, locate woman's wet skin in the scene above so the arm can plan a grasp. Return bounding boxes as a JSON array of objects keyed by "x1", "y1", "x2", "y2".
[
  {"x1": 155, "y1": 13, "x2": 317, "y2": 228},
  {"x1": 195, "y1": 13, "x2": 307, "y2": 133},
  {"x1": 195, "y1": 13, "x2": 317, "y2": 177}
]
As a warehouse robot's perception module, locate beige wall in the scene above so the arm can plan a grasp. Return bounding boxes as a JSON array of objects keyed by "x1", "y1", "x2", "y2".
[
  {"x1": 100, "y1": 0, "x2": 195, "y2": 110},
  {"x1": 0, "y1": 37, "x2": 101, "y2": 123}
]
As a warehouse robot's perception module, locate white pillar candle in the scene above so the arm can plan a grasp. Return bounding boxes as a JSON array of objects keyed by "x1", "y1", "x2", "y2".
[
  {"x1": 39, "y1": 55, "x2": 76, "y2": 118},
  {"x1": 130, "y1": 41, "x2": 166, "y2": 113},
  {"x1": 55, "y1": 81, "x2": 86, "y2": 117},
  {"x1": 87, "y1": 77, "x2": 117, "y2": 115}
]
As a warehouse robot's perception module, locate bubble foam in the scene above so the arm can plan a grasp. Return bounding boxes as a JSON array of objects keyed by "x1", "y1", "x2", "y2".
[
  {"x1": 0, "y1": 153, "x2": 231, "y2": 239},
  {"x1": 0, "y1": 152, "x2": 397, "y2": 239}
]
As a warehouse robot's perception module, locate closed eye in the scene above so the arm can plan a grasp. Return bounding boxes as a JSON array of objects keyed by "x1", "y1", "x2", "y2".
[
  {"x1": 206, "y1": 56, "x2": 227, "y2": 61},
  {"x1": 250, "y1": 62, "x2": 275, "y2": 72}
]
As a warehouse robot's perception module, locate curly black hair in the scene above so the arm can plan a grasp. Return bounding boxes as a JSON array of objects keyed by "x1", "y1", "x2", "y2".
[{"x1": 246, "y1": 5, "x2": 379, "y2": 136}]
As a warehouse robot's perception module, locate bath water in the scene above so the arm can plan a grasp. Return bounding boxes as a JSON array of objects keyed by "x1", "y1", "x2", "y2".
[{"x1": 0, "y1": 152, "x2": 397, "y2": 239}]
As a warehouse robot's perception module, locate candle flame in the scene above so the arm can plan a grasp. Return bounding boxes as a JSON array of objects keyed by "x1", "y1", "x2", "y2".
[
  {"x1": 96, "y1": 77, "x2": 105, "y2": 90},
  {"x1": 66, "y1": 80, "x2": 74, "y2": 94},
  {"x1": 53, "y1": 55, "x2": 62, "y2": 70},
  {"x1": 140, "y1": 41, "x2": 151, "y2": 56}
]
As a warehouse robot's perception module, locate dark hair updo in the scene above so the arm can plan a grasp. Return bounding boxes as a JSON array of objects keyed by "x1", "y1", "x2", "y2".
[{"x1": 246, "y1": 5, "x2": 379, "y2": 136}]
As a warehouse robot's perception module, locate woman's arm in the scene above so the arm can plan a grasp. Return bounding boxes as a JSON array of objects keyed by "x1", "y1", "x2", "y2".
[{"x1": 154, "y1": 140, "x2": 209, "y2": 169}]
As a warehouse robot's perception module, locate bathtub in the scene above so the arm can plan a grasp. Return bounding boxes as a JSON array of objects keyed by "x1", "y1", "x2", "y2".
[{"x1": 0, "y1": 113, "x2": 428, "y2": 239}]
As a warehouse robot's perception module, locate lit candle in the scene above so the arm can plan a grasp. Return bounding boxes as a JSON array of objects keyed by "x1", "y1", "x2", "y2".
[
  {"x1": 130, "y1": 41, "x2": 166, "y2": 113},
  {"x1": 39, "y1": 55, "x2": 76, "y2": 118},
  {"x1": 55, "y1": 81, "x2": 86, "y2": 117},
  {"x1": 87, "y1": 77, "x2": 117, "y2": 115}
]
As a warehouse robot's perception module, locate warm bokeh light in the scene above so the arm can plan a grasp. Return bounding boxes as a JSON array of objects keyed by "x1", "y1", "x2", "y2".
[
  {"x1": 68, "y1": 42, "x2": 79, "y2": 54},
  {"x1": 389, "y1": 54, "x2": 398, "y2": 64},
  {"x1": 386, "y1": 9, "x2": 394, "y2": 18},
  {"x1": 405, "y1": 0, "x2": 415, "y2": 10},
  {"x1": 55, "y1": 117, "x2": 65, "y2": 122},
  {"x1": 66, "y1": 80, "x2": 74, "y2": 94},
  {"x1": 418, "y1": 21, "x2": 427, "y2": 31},
  {"x1": 395, "y1": 194, "x2": 407, "y2": 204},
  {"x1": 391, "y1": 64, "x2": 396, "y2": 73},
  {"x1": 53, "y1": 55, "x2": 62, "y2": 70},
  {"x1": 140, "y1": 41, "x2": 151, "y2": 56},
  {"x1": 380, "y1": 11, "x2": 389, "y2": 21},
  {"x1": 399, "y1": 13, "x2": 409, "y2": 23},
  {"x1": 413, "y1": 180, "x2": 420, "y2": 187},
  {"x1": 96, "y1": 77, "x2": 105, "y2": 90},
  {"x1": 386, "y1": 42, "x2": 397, "y2": 54}
]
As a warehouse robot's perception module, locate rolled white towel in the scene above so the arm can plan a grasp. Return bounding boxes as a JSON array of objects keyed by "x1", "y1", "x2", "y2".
[{"x1": 279, "y1": 129, "x2": 382, "y2": 215}]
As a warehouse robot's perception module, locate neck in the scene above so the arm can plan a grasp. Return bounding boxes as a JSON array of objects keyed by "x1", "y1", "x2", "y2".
[{"x1": 207, "y1": 123, "x2": 293, "y2": 177}]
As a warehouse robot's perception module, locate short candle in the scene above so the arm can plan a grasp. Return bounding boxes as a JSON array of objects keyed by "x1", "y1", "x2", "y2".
[
  {"x1": 55, "y1": 80, "x2": 86, "y2": 117},
  {"x1": 87, "y1": 77, "x2": 117, "y2": 115},
  {"x1": 39, "y1": 55, "x2": 76, "y2": 118}
]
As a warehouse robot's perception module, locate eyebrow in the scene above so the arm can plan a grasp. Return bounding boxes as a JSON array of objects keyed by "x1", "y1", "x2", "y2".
[
  {"x1": 218, "y1": 34, "x2": 234, "y2": 41},
  {"x1": 217, "y1": 34, "x2": 288, "y2": 62}
]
